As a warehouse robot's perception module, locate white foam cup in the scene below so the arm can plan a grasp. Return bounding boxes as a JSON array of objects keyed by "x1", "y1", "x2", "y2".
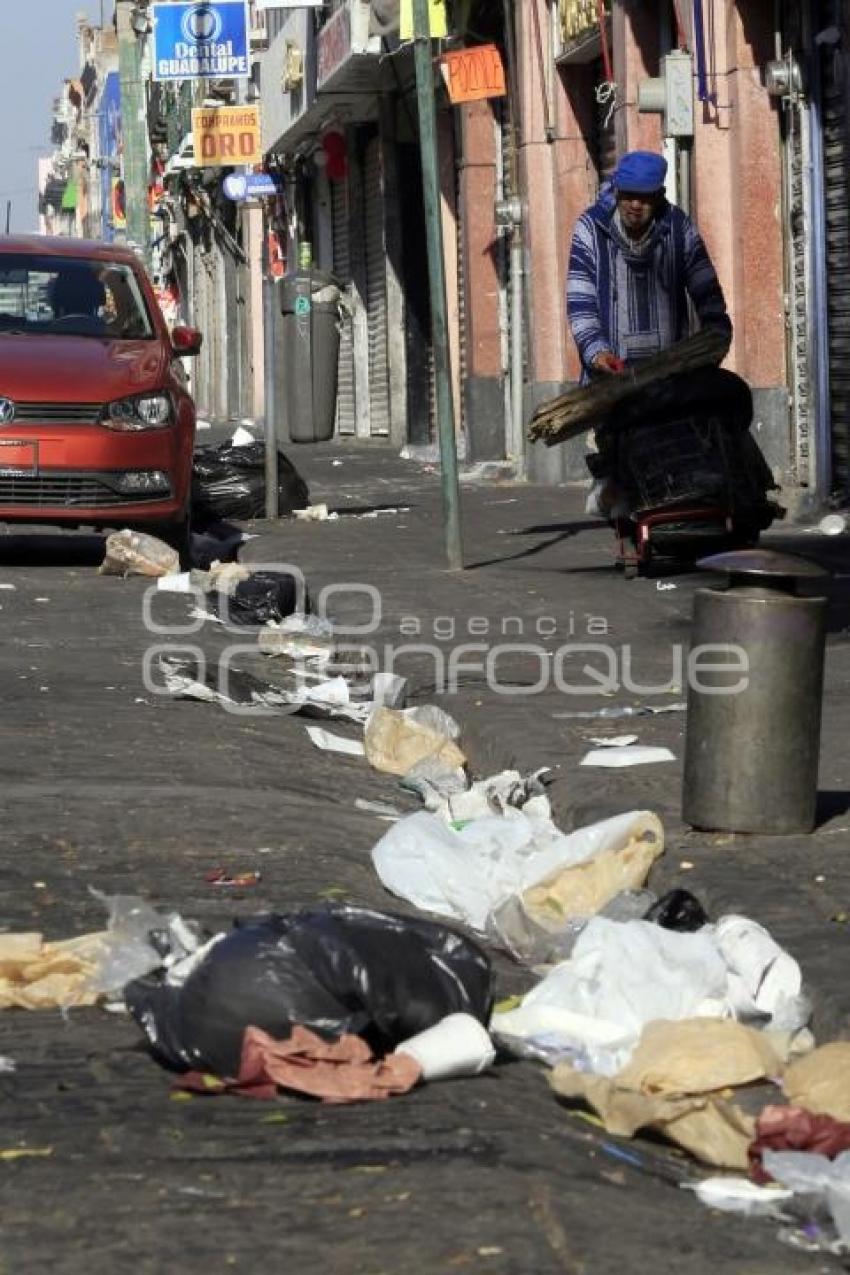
[{"x1": 395, "y1": 1013, "x2": 496, "y2": 1082}]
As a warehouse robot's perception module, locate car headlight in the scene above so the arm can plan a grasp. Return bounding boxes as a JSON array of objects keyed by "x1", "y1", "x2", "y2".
[{"x1": 105, "y1": 394, "x2": 172, "y2": 431}]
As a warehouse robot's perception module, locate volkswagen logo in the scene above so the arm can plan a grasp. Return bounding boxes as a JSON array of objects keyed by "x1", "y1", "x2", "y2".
[{"x1": 0, "y1": 398, "x2": 16, "y2": 425}]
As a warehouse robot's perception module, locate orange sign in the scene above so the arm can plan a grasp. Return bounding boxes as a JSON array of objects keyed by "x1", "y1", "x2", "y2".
[
  {"x1": 440, "y1": 44, "x2": 506, "y2": 105},
  {"x1": 192, "y1": 106, "x2": 262, "y2": 168}
]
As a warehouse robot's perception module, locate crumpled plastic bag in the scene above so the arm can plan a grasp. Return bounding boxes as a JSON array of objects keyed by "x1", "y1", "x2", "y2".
[
  {"x1": 99, "y1": 529, "x2": 179, "y2": 578},
  {"x1": 372, "y1": 809, "x2": 662, "y2": 935},
  {"x1": 762, "y1": 1148, "x2": 850, "y2": 1245},
  {"x1": 550, "y1": 1062, "x2": 756, "y2": 1170},
  {"x1": 86, "y1": 891, "x2": 200, "y2": 997},
  {"x1": 491, "y1": 917, "x2": 730, "y2": 1073},
  {"x1": 364, "y1": 706, "x2": 466, "y2": 777},
  {"x1": 783, "y1": 1044, "x2": 850, "y2": 1122},
  {"x1": 125, "y1": 905, "x2": 493, "y2": 1077},
  {"x1": 714, "y1": 914, "x2": 809, "y2": 1033}
]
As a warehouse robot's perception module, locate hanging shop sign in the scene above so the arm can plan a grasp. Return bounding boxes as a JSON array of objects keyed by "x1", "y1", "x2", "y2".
[
  {"x1": 559, "y1": 0, "x2": 608, "y2": 43},
  {"x1": 440, "y1": 43, "x2": 506, "y2": 104},
  {"x1": 222, "y1": 171, "x2": 282, "y2": 201},
  {"x1": 192, "y1": 105, "x2": 262, "y2": 166},
  {"x1": 152, "y1": 1, "x2": 251, "y2": 82}
]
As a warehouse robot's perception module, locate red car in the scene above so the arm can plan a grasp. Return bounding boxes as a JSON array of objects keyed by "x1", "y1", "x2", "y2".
[{"x1": 0, "y1": 236, "x2": 202, "y2": 560}]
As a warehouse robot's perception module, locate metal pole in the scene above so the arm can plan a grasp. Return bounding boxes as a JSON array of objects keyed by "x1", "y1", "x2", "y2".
[
  {"x1": 263, "y1": 272, "x2": 280, "y2": 519},
  {"x1": 116, "y1": 0, "x2": 151, "y2": 263},
  {"x1": 509, "y1": 223, "x2": 526, "y2": 477},
  {"x1": 412, "y1": 0, "x2": 463, "y2": 571},
  {"x1": 5, "y1": 201, "x2": 10, "y2": 235}
]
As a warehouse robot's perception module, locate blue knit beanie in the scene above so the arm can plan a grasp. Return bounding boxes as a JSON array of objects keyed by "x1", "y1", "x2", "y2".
[{"x1": 613, "y1": 151, "x2": 668, "y2": 194}]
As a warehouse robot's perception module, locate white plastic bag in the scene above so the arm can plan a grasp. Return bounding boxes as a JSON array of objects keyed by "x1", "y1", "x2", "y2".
[
  {"x1": 371, "y1": 809, "x2": 660, "y2": 933},
  {"x1": 714, "y1": 914, "x2": 809, "y2": 1032},
  {"x1": 491, "y1": 917, "x2": 730, "y2": 1070},
  {"x1": 763, "y1": 1149, "x2": 850, "y2": 1245}
]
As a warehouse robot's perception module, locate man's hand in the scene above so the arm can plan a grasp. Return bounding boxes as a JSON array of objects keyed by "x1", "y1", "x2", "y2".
[{"x1": 592, "y1": 351, "x2": 625, "y2": 375}]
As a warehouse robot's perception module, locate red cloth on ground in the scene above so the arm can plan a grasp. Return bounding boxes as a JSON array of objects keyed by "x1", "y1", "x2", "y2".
[
  {"x1": 750, "y1": 1104, "x2": 850, "y2": 1184},
  {"x1": 174, "y1": 1025, "x2": 422, "y2": 1104}
]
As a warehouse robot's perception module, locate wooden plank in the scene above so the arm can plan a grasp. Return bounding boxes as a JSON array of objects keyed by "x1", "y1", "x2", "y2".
[{"x1": 528, "y1": 328, "x2": 732, "y2": 448}]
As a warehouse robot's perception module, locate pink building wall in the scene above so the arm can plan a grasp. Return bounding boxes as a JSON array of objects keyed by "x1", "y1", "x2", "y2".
[{"x1": 514, "y1": 0, "x2": 786, "y2": 395}]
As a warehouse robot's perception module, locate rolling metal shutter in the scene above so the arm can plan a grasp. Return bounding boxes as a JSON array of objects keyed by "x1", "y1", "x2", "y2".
[
  {"x1": 331, "y1": 177, "x2": 357, "y2": 436},
  {"x1": 363, "y1": 134, "x2": 391, "y2": 436},
  {"x1": 820, "y1": 6, "x2": 850, "y2": 495},
  {"x1": 784, "y1": 91, "x2": 813, "y2": 486}
]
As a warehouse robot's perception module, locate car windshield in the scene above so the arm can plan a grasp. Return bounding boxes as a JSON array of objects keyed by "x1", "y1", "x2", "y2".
[{"x1": 0, "y1": 254, "x2": 154, "y2": 339}]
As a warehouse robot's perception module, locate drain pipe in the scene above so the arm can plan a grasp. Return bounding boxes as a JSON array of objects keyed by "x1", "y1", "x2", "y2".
[
  {"x1": 498, "y1": 0, "x2": 527, "y2": 479},
  {"x1": 496, "y1": 196, "x2": 526, "y2": 477}
]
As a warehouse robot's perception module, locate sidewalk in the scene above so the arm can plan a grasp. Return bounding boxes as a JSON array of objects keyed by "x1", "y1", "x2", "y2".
[{"x1": 246, "y1": 439, "x2": 850, "y2": 1040}]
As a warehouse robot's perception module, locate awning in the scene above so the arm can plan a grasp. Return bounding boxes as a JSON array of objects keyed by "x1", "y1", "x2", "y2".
[{"x1": 61, "y1": 176, "x2": 78, "y2": 211}]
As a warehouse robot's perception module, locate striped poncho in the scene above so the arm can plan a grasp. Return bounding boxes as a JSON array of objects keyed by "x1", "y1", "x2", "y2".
[{"x1": 566, "y1": 188, "x2": 732, "y2": 381}]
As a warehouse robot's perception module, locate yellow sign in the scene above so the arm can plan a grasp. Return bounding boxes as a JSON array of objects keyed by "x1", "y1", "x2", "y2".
[
  {"x1": 191, "y1": 105, "x2": 262, "y2": 169},
  {"x1": 400, "y1": 0, "x2": 447, "y2": 41},
  {"x1": 560, "y1": 0, "x2": 608, "y2": 42}
]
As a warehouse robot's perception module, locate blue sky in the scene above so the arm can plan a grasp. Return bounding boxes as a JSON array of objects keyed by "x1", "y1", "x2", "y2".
[{"x1": 0, "y1": 0, "x2": 93, "y2": 232}]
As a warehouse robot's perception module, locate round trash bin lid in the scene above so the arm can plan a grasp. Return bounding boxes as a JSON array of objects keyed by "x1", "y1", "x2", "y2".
[{"x1": 697, "y1": 548, "x2": 829, "y2": 583}]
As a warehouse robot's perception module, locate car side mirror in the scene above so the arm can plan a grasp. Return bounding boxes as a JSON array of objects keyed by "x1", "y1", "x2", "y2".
[{"x1": 172, "y1": 325, "x2": 203, "y2": 357}]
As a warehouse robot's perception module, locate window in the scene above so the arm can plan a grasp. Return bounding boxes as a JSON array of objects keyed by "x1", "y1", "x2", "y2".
[{"x1": 0, "y1": 256, "x2": 154, "y2": 339}]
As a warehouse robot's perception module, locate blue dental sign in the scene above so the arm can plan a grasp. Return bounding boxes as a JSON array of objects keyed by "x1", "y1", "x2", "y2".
[
  {"x1": 223, "y1": 172, "x2": 282, "y2": 201},
  {"x1": 151, "y1": 1, "x2": 250, "y2": 82}
]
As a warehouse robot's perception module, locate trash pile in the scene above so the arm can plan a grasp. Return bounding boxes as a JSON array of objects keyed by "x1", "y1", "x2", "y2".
[
  {"x1": 21, "y1": 482, "x2": 848, "y2": 1257},
  {"x1": 192, "y1": 429, "x2": 310, "y2": 522}
]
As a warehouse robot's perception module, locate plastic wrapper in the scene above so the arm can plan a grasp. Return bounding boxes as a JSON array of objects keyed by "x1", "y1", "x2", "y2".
[
  {"x1": 125, "y1": 905, "x2": 493, "y2": 1076},
  {"x1": 192, "y1": 441, "x2": 309, "y2": 521},
  {"x1": 99, "y1": 529, "x2": 179, "y2": 578},
  {"x1": 86, "y1": 890, "x2": 200, "y2": 997}
]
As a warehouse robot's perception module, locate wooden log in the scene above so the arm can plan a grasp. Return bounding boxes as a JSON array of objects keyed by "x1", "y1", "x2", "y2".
[{"x1": 528, "y1": 328, "x2": 732, "y2": 448}]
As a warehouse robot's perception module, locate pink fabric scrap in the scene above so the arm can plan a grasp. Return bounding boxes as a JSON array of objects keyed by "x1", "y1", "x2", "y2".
[{"x1": 174, "y1": 1024, "x2": 422, "y2": 1104}]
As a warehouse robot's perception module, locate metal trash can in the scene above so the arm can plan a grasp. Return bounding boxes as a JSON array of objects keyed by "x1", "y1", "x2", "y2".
[
  {"x1": 682, "y1": 549, "x2": 829, "y2": 835},
  {"x1": 279, "y1": 268, "x2": 341, "y2": 444}
]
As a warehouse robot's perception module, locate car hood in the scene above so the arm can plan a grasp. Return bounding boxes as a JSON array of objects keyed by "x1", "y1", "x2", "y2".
[{"x1": 0, "y1": 336, "x2": 168, "y2": 403}]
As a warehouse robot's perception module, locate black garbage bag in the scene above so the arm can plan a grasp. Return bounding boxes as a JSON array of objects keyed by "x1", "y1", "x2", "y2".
[
  {"x1": 645, "y1": 889, "x2": 709, "y2": 933},
  {"x1": 207, "y1": 570, "x2": 303, "y2": 626},
  {"x1": 125, "y1": 906, "x2": 494, "y2": 1077},
  {"x1": 192, "y1": 441, "x2": 310, "y2": 521}
]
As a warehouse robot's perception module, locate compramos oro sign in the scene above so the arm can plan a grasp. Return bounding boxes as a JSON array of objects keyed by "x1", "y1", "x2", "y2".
[{"x1": 151, "y1": 1, "x2": 251, "y2": 82}]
